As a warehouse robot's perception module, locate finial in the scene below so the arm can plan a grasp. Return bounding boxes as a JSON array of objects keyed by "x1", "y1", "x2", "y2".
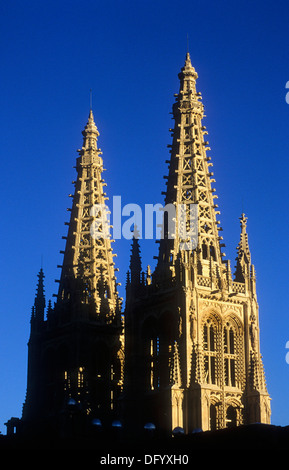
[
  {"x1": 185, "y1": 51, "x2": 191, "y2": 64},
  {"x1": 82, "y1": 107, "x2": 99, "y2": 139},
  {"x1": 187, "y1": 33, "x2": 189, "y2": 54},
  {"x1": 239, "y1": 213, "x2": 248, "y2": 232},
  {"x1": 181, "y1": 50, "x2": 196, "y2": 78},
  {"x1": 132, "y1": 224, "x2": 140, "y2": 239},
  {"x1": 90, "y1": 89, "x2": 93, "y2": 111}
]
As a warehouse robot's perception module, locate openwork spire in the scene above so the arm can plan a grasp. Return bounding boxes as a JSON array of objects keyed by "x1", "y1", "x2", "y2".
[
  {"x1": 156, "y1": 53, "x2": 224, "y2": 276},
  {"x1": 57, "y1": 110, "x2": 120, "y2": 320},
  {"x1": 123, "y1": 53, "x2": 271, "y2": 432}
]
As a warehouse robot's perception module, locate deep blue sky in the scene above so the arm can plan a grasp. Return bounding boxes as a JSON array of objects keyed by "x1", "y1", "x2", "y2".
[{"x1": 1, "y1": 0, "x2": 289, "y2": 433}]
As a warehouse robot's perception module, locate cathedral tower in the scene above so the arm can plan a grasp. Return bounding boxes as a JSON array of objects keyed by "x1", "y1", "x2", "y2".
[
  {"x1": 124, "y1": 54, "x2": 270, "y2": 432},
  {"x1": 22, "y1": 110, "x2": 124, "y2": 433}
]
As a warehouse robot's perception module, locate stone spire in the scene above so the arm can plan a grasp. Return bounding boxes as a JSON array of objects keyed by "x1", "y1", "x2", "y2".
[
  {"x1": 31, "y1": 268, "x2": 46, "y2": 325},
  {"x1": 56, "y1": 110, "x2": 120, "y2": 320},
  {"x1": 123, "y1": 53, "x2": 271, "y2": 432},
  {"x1": 82, "y1": 109, "x2": 99, "y2": 151},
  {"x1": 234, "y1": 213, "x2": 252, "y2": 283},
  {"x1": 236, "y1": 213, "x2": 251, "y2": 261},
  {"x1": 155, "y1": 53, "x2": 224, "y2": 277},
  {"x1": 129, "y1": 227, "x2": 142, "y2": 286}
]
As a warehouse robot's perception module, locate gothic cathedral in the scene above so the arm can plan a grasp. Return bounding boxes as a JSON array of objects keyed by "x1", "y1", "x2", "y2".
[{"x1": 21, "y1": 54, "x2": 271, "y2": 437}]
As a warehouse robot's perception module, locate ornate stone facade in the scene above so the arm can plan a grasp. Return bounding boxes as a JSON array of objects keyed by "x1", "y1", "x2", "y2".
[
  {"x1": 21, "y1": 54, "x2": 270, "y2": 437},
  {"x1": 124, "y1": 54, "x2": 271, "y2": 432}
]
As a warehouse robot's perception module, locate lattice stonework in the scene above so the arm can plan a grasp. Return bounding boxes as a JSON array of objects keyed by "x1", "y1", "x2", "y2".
[
  {"x1": 156, "y1": 53, "x2": 224, "y2": 274},
  {"x1": 58, "y1": 110, "x2": 119, "y2": 317},
  {"x1": 124, "y1": 54, "x2": 271, "y2": 434}
]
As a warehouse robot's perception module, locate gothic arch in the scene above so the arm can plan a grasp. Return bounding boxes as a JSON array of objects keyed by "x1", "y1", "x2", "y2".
[
  {"x1": 223, "y1": 312, "x2": 243, "y2": 331},
  {"x1": 225, "y1": 396, "x2": 243, "y2": 408},
  {"x1": 223, "y1": 313, "x2": 244, "y2": 389},
  {"x1": 209, "y1": 395, "x2": 222, "y2": 431},
  {"x1": 201, "y1": 309, "x2": 222, "y2": 327},
  {"x1": 200, "y1": 310, "x2": 246, "y2": 390},
  {"x1": 209, "y1": 394, "x2": 222, "y2": 430},
  {"x1": 201, "y1": 311, "x2": 221, "y2": 385}
]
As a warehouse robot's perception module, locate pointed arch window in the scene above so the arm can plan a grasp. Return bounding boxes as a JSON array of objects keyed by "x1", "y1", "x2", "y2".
[
  {"x1": 224, "y1": 324, "x2": 237, "y2": 387},
  {"x1": 203, "y1": 320, "x2": 217, "y2": 385}
]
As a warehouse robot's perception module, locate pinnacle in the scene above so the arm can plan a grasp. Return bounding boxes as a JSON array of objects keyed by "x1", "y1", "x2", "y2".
[
  {"x1": 33, "y1": 268, "x2": 46, "y2": 322},
  {"x1": 185, "y1": 52, "x2": 192, "y2": 67},
  {"x1": 236, "y1": 212, "x2": 251, "y2": 268},
  {"x1": 83, "y1": 109, "x2": 99, "y2": 137},
  {"x1": 88, "y1": 108, "x2": 94, "y2": 123},
  {"x1": 36, "y1": 268, "x2": 45, "y2": 298},
  {"x1": 239, "y1": 213, "x2": 248, "y2": 232},
  {"x1": 129, "y1": 230, "x2": 142, "y2": 272},
  {"x1": 180, "y1": 51, "x2": 198, "y2": 78}
]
